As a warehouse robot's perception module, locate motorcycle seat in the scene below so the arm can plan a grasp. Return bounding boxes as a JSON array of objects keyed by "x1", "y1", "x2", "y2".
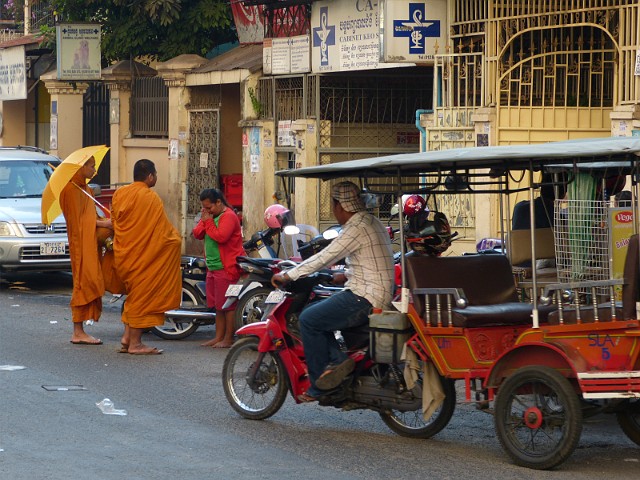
[{"x1": 236, "y1": 256, "x2": 280, "y2": 268}]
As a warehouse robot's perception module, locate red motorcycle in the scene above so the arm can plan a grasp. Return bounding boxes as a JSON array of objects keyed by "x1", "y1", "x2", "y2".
[{"x1": 222, "y1": 270, "x2": 456, "y2": 438}]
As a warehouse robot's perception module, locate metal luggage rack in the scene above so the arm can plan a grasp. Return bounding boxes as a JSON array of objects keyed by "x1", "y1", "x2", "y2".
[{"x1": 554, "y1": 199, "x2": 612, "y2": 296}]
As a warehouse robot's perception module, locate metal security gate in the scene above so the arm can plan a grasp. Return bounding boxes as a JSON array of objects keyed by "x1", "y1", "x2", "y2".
[
  {"x1": 317, "y1": 69, "x2": 432, "y2": 224},
  {"x1": 83, "y1": 83, "x2": 110, "y2": 185},
  {"x1": 187, "y1": 109, "x2": 220, "y2": 215}
]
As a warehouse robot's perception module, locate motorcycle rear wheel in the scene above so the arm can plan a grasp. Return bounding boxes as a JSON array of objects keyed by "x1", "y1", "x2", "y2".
[
  {"x1": 379, "y1": 375, "x2": 456, "y2": 439},
  {"x1": 152, "y1": 283, "x2": 202, "y2": 340},
  {"x1": 222, "y1": 336, "x2": 288, "y2": 420},
  {"x1": 233, "y1": 287, "x2": 272, "y2": 331}
]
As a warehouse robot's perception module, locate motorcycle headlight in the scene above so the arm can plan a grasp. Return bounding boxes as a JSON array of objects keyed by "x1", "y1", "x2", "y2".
[{"x1": 0, "y1": 222, "x2": 17, "y2": 236}]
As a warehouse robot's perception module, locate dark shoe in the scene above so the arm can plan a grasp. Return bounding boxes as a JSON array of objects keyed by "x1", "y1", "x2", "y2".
[{"x1": 315, "y1": 358, "x2": 355, "y2": 390}]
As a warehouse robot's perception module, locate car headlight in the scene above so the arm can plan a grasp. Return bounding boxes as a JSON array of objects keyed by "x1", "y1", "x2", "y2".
[{"x1": 0, "y1": 221, "x2": 17, "y2": 236}]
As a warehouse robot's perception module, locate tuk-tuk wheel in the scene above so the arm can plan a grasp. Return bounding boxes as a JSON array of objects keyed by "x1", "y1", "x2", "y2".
[
  {"x1": 616, "y1": 399, "x2": 640, "y2": 446},
  {"x1": 379, "y1": 376, "x2": 456, "y2": 439},
  {"x1": 494, "y1": 366, "x2": 582, "y2": 470}
]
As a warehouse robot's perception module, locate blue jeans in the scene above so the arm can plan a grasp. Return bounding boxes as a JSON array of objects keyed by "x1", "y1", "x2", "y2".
[{"x1": 299, "y1": 290, "x2": 372, "y2": 395}]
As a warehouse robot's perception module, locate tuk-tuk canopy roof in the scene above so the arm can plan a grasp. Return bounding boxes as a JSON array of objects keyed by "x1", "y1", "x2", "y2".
[{"x1": 275, "y1": 137, "x2": 640, "y2": 182}]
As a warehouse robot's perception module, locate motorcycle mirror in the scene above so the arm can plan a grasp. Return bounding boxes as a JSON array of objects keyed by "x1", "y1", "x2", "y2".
[
  {"x1": 361, "y1": 192, "x2": 381, "y2": 209},
  {"x1": 277, "y1": 210, "x2": 296, "y2": 229},
  {"x1": 390, "y1": 203, "x2": 399, "y2": 217},
  {"x1": 283, "y1": 225, "x2": 300, "y2": 235},
  {"x1": 323, "y1": 229, "x2": 339, "y2": 240}
]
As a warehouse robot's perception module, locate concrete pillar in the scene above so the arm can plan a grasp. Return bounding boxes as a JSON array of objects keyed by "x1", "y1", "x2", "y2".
[
  {"x1": 104, "y1": 81, "x2": 131, "y2": 185},
  {"x1": 610, "y1": 104, "x2": 640, "y2": 137},
  {"x1": 471, "y1": 107, "x2": 497, "y2": 147},
  {"x1": 101, "y1": 60, "x2": 157, "y2": 186},
  {"x1": 471, "y1": 107, "x2": 498, "y2": 240},
  {"x1": 40, "y1": 72, "x2": 87, "y2": 159},
  {"x1": 239, "y1": 119, "x2": 276, "y2": 238},
  {"x1": 291, "y1": 118, "x2": 319, "y2": 228},
  {"x1": 156, "y1": 55, "x2": 207, "y2": 242}
]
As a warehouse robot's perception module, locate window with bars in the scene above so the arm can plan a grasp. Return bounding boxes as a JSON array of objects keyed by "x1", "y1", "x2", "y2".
[
  {"x1": 131, "y1": 77, "x2": 169, "y2": 137},
  {"x1": 318, "y1": 68, "x2": 433, "y2": 150},
  {"x1": 498, "y1": 25, "x2": 615, "y2": 108},
  {"x1": 275, "y1": 76, "x2": 306, "y2": 122}
]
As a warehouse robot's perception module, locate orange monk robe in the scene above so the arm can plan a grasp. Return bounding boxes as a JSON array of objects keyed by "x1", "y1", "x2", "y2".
[
  {"x1": 111, "y1": 182, "x2": 181, "y2": 328},
  {"x1": 59, "y1": 171, "x2": 105, "y2": 323}
]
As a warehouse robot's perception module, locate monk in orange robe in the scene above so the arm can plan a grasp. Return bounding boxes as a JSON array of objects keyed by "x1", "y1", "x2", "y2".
[
  {"x1": 59, "y1": 156, "x2": 112, "y2": 345},
  {"x1": 111, "y1": 159, "x2": 181, "y2": 355}
]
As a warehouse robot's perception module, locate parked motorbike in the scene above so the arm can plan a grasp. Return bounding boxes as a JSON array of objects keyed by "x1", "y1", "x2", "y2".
[
  {"x1": 227, "y1": 228, "x2": 342, "y2": 330},
  {"x1": 156, "y1": 255, "x2": 215, "y2": 340},
  {"x1": 242, "y1": 227, "x2": 282, "y2": 258},
  {"x1": 222, "y1": 270, "x2": 456, "y2": 437},
  {"x1": 225, "y1": 256, "x2": 286, "y2": 331}
]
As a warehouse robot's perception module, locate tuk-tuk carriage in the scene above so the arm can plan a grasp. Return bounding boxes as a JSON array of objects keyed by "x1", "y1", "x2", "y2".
[{"x1": 275, "y1": 136, "x2": 640, "y2": 470}]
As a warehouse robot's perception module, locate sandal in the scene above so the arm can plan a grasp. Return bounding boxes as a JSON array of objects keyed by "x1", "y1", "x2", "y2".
[
  {"x1": 316, "y1": 358, "x2": 355, "y2": 390},
  {"x1": 297, "y1": 392, "x2": 318, "y2": 403}
]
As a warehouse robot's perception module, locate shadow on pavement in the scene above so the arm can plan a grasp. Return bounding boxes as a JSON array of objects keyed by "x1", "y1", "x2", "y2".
[{"x1": 0, "y1": 270, "x2": 73, "y2": 293}]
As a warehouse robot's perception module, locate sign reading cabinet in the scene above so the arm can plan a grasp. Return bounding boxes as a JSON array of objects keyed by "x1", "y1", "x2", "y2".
[
  {"x1": 311, "y1": 0, "x2": 408, "y2": 73},
  {"x1": 380, "y1": 0, "x2": 448, "y2": 63}
]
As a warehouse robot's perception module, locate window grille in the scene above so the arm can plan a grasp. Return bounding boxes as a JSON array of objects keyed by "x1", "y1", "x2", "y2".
[
  {"x1": 318, "y1": 68, "x2": 433, "y2": 150},
  {"x1": 257, "y1": 77, "x2": 274, "y2": 119},
  {"x1": 275, "y1": 75, "x2": 306, "y2": 123},
  {"x1": 131, "y1": 77, "x2": 169, "y2": 138},
  {"x1": 498, "y1": 25, "x2": 615, "y2": 108}
]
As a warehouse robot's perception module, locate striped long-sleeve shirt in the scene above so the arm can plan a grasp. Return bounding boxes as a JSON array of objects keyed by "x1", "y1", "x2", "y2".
[{"x1": 286, "y1": 211, "x2": 394, "y2": 309}]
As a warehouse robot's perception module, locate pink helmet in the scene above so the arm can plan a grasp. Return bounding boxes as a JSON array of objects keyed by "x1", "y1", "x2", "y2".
[
  {"x1": 403, "y1": 194, "x2": 426, "y2": 217},
  {"x1": 264, "y1": 204, "x2": 289, "y2": 228}
]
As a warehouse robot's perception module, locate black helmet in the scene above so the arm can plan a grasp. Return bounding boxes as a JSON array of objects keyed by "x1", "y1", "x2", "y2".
[{"x1": 405, "y1": 211, "x2": 455, "y2": 256}]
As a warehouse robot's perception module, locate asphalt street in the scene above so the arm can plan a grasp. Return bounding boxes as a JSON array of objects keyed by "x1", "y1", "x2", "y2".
[{"x1": 1, "y1": 271, "x2": 640, "y2": 480}]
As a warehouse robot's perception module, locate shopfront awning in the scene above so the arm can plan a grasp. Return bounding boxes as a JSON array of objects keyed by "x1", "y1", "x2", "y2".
[{"x1": 185, "y1": 44, "x2": 263, "y2": 86}]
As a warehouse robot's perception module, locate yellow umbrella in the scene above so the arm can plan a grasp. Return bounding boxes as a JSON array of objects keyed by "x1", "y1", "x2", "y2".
[{"x1": 41, "y1": 145, "x2": 110, "y2": 224}]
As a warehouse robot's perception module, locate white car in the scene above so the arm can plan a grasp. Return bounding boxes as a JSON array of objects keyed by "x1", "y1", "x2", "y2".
[{"x1": 0, "y1": 146, "x2": 70, "y2": 272}]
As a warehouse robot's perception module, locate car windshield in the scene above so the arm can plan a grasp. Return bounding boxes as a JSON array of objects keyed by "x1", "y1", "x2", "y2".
[{"x1": 0, "y1": 161, "x2": 55, "y2": 199}]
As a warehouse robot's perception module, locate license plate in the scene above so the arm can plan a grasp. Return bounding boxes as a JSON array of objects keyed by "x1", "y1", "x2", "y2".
[
  {"x1": 225, "y1": 283, "x2": 243, "y2": 297},
  {"x1": 40, "y1": 242, "x2": 66, "y2": 255},
  {"x1": 265, "y1": 290, "x2": 286, "y2": 304}
]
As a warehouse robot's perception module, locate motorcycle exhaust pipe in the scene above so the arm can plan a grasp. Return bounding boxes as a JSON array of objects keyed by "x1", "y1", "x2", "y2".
[{"x1": 165, "y1": 309, "x2": 216, "y2": 321}]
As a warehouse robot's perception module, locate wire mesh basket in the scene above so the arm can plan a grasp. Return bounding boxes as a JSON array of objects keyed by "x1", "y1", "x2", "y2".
[{"x1": 554, "y1": 199, "x2": 611, "y2": 298}]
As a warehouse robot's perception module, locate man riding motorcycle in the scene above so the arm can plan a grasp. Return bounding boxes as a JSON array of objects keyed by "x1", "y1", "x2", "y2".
[{"x1": 271, "y1": 181, "x2": 394, "y2": 401}]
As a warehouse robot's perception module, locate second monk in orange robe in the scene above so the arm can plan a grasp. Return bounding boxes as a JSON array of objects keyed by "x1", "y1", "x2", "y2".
[{"x1": 112, "y1": 159, "x2": 181, "y2": 355}]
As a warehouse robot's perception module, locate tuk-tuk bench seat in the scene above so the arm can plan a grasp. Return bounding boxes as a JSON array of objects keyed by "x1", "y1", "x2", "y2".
[
  {"x1": 406, "y1": 254, "x2": 553, "y2": 328},
  {"x1": 547, "y1": 304, "x2": 624, "y2": 325},
  {"x1": 422, "y1": 302, "x2": 556, "y2": 328}
]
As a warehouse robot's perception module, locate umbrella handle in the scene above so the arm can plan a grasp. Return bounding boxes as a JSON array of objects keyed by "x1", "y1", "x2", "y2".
[{"x1": 72, "y1": 182, "x2": 111, "y2": 218}]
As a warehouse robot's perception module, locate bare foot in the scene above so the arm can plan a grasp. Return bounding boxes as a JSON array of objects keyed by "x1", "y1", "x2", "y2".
[
  {"x1": 201, "y1": 338, "x2": 222, "y2": 347},
  {"x1": 70, "y1": 334, "x2": 102, "y2": 345},
  {"x1": 127, "y1": 344, "x2": 163, "y2": 355},
  {"x1": 212, "y1": 342, "x2": 232, "y2": 348}
]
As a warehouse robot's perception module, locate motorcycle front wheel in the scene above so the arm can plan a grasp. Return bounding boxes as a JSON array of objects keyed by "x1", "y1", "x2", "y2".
[
  {"x1": 379, "y1": 374, "x2": 456, "y2": 439},
  {"x1": 222, "y1": 336, "x2": 288, "y2": 420},
  {"x1": 233, "y1": 287, "x2": 272, "y2": 331},
  {"x1": 152, "y1": 283, "x2": 201, "y2": 340}
]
